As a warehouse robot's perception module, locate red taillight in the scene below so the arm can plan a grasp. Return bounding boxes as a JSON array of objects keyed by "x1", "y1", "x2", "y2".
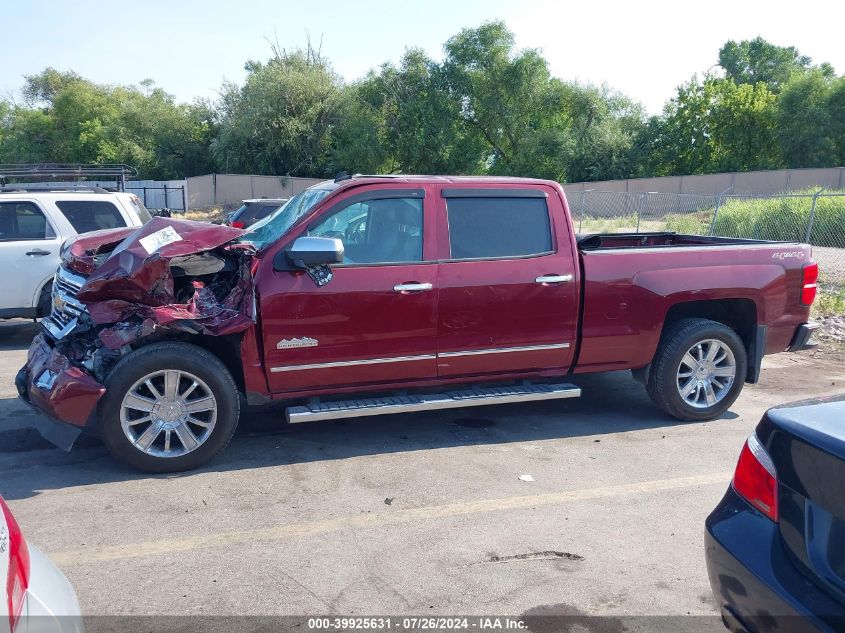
[
  {"x1": 801, "y1": 262, "x2": 818, "y2": 306},
  {"x1": 732, "y1": 433, "x2": 778, "y2": 522},
  {"x1": 1, "y1": 497, "x2": 30, "y2": 632},
  {"x1": 231, "y1": 220, "x2": 246, "y2": 229}
]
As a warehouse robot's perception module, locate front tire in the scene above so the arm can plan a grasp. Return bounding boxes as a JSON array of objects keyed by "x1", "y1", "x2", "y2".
[
  {"x1": 98, "y1": 342, "x2": 240, "y2": 472},
  {"x1": 646, "y1": 318, "x2": 747, "y2": 421}
]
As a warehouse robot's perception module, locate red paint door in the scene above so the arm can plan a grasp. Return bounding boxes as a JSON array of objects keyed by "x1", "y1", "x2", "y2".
[
  {"x1": 258, "y1": 185, "x2": 439, "y2": 393},
  {"x1": 435, "y1": 185, "x2": 579, "y2": 378}
]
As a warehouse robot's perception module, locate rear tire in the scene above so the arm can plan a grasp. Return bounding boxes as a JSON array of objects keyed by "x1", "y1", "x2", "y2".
[
  {"x1": 646, "y1": 318, "x2": 747, "y2": 421},
  {"x1": 98, "y1": 342, "x2": 240, "y2": 472}
]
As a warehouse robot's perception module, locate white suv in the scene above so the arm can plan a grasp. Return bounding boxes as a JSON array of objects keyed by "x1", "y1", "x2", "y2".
[{"x1": 0, "y1": 187, "x2": 150, "y2": 320}]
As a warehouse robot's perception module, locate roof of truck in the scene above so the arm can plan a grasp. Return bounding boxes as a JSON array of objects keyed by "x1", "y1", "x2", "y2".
[{"x1": 311, "y1": 174, "x2": 561, "y2": 194}]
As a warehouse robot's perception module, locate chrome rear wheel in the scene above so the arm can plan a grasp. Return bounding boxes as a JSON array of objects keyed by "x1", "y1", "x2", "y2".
[
  {"x1": 676, "y1": 339, "x2": 737, "y2": 409},
  {"x1": 646, "y1": 318, "x2": 747, "y2": 422}
]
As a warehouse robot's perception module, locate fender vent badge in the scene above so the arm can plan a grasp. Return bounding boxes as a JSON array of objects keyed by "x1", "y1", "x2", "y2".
[{"x1": 277, "y1": 337, "x2": 319, "y2": 350}]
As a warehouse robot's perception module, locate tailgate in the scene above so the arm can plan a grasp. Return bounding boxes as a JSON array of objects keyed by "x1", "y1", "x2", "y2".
[{"x1": 760, "y1": 396, "x2": 845, "y2": 602}]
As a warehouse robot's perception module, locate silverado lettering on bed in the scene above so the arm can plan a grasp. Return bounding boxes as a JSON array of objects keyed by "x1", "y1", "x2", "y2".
[{"x1": 16, "y1": 175, "x2": 819, "y2": 472}]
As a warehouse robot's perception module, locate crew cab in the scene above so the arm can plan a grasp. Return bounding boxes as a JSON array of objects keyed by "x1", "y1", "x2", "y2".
[
  {"x1": 0, "y1": 187, "x2": 150, "y2": 320},
  {"x1": 16, "y1": 175, "x2": 819, "y2": 472}
]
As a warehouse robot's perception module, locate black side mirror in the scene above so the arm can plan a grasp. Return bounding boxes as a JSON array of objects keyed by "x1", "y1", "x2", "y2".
[{"x1": 274, "y1": 236, "x2": 344, "y2": 271}]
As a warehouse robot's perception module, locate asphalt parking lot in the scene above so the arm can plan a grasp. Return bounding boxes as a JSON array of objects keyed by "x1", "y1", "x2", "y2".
[{"x1": 2, "y1": 318, "x2": 843, "y2": 624}]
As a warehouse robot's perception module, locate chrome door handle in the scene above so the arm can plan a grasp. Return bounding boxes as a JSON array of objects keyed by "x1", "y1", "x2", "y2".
[
  {"x1": 393, "y1": 282, "x2": 433, "y2": 293},
  {"x1": 535, "y1": 274, "x2": 573, "y2": 284},
  {"x1": 26, "y1": 249, "x2": 51, "y2": 257}
]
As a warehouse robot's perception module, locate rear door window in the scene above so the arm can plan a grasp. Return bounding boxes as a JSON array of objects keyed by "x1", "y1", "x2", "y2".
[
  {"x1": 446, "y1": 197, "x2": 552, "y2": 259},
  {"x1": 56, "y1": 200, "x2": 127, "y2": 233},
  {"x1": 0, "y1": 202, "x2": 54, "y2": 241}
]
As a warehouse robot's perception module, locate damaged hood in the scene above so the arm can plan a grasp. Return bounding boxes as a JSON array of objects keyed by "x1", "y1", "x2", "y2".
[
  {"x1": 65, "y1": 217, "x2": 245, "y2": 276},
  {"x1": 63, "y1": 217, "x2": 256, "y2": 349}
]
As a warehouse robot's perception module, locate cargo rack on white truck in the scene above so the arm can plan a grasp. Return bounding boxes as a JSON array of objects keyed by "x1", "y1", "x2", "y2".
[{"x1": 0, "y1": 163, "x2": 138, "y2": 190}]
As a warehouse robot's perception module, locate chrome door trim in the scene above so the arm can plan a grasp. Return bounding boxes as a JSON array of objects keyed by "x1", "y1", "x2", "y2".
[
  {"x1": 438, "y1": 342, "x2": 570, "y2": 359},
  {"x1": 535, "y1": 274, "x2": 573, "y2": 283},
  {"x1": 270, "y1": 354, "x2": 437, "y2": 373},
  {"x1": 270, "y1": 343, "x2": 571, "y2": 373}
]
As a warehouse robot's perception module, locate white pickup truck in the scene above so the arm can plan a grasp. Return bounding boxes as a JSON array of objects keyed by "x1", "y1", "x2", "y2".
[{"x1": 0, "y1": 187, "x2": 151, "y2": 320}]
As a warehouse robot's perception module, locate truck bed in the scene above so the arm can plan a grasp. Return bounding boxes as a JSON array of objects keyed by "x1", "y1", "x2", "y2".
[
  {"x1": 574, "y1": 233, "x2": 813, "y2": 375},
  {"x1": 577, "y1": 232, "x2": 787, "y2": 251}
]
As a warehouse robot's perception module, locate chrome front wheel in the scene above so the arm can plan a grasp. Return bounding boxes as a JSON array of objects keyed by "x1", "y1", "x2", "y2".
[{"x1": 120, "y1": 369, "x2": 218, "y2": 458}]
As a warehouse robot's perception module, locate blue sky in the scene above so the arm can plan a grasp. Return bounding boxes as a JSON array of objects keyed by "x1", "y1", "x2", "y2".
[{"x1": 2, "y1": 0, "x2": 844, "y2": 114}]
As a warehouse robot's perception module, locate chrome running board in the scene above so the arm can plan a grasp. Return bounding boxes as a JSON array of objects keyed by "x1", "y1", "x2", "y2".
[{"x1": 286, "y1": 382, "x2": 581, "y2": 423}]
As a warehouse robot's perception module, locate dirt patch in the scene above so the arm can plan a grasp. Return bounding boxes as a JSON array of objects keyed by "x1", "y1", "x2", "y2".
[{"x1": 181, "y1": 206, "x2": 229, "y2": 223}]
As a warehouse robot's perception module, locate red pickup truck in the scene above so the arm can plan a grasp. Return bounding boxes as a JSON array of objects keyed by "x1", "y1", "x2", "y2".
[{"x1": 17, "y1": 175, "x2": 819, "y2": 472}]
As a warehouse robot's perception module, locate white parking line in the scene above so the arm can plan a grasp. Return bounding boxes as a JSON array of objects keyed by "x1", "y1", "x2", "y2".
[{"x1": 51, "y1": 472, "x2": 731, "y2": 566}]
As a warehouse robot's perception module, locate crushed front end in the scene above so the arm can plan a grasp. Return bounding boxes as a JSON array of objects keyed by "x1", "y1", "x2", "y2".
[{"x1": 17, "y1": 218, "x2": 256, "y2": 450}]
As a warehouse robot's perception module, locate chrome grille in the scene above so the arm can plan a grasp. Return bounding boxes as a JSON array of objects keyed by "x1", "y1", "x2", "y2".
[{"x1": 44, "y1": 266, "x2": 88, "y2": 339}]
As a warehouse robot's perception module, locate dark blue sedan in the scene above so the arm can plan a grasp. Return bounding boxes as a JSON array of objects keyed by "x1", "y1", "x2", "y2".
[{"x1": 706, "y1": 395, "x2": 845, "y2": 632}]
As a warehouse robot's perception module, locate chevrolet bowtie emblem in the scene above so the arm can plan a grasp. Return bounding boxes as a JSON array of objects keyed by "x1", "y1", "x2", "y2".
[
  {"x1": 53, "y1": 294, "x2": 67, "y2": 312},
  {"x1": 277, "y1": 337, "x2": 318, "y2": 350}
]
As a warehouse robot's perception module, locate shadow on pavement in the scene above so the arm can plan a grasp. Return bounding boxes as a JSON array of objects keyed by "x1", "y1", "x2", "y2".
[
  {"x1": 0, "y1": 368, "x2": 737, "y2": 500},
  {"x1": 0, "y1": 319, "x2": 40, "y2": 351}
]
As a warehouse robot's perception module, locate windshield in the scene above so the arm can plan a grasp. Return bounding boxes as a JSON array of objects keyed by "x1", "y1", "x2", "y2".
[{"x1": 240, "y1": 188, "x2": 332, "y2": 249}]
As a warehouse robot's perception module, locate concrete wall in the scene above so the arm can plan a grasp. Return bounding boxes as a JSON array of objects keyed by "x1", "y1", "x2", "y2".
[
  {"x1": 565, "y1": 167, "x2": 845, "y2": 195},
  {"x1": 185, "y1": 174, "x2": 324, "y2": 209},
  {"x1": 184, "y1": 168, "x2": 845, "y2": 209}
]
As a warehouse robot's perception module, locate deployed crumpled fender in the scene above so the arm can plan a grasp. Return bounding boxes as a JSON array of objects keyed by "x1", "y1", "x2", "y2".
[{"x1": 68, "y1": 217, "x2": 255, "y2": 349}]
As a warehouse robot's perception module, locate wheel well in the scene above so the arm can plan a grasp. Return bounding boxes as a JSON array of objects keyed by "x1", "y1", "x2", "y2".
[
  {"x1": 185, "y1": 334, "x2": 246, "y2": 394},
  {"x1": 35, "y1": 278, "x2": 54, "y2": 317},
  {"x1": 662, "y1": 299, "x2": 757, "y2": 349},
  {"x1": 660, "y1": 299, "x2": 761, "y2": 383}
]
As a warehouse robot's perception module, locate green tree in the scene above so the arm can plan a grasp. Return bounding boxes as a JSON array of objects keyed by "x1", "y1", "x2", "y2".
[
  {"x1": 718, "y1": 37, "x2": 831, "y2": 92},
  {"x1": 213, "y1": 44, "x2": 341, "y2": 176},
  {"x1": 0, "y1": 68, "x2": 215, "y2": 178},
  {"x1": 561, "y1": 83, "x2": 646, "y2": 182},
  {"x1": 332, "y1": 48, "x2": 487, "y2": 175},
  {"x1": 777, "y1": 70, "x2": 837, "y2": 167},
  {"x1": 442, "y1": 21, "x2": 570, "y2": 179},
  {"x1": 642, "y1": 76, "x2": 781, "y2": 176},
  {"x1": 825, "y1": 76, "x2": 845, "y2": 165},
  {"x1": 329, "y1": 82, "x2": 394, "y2": 174},
  {"x1": 708, "y1": 80, "x2": 781, "y2": 171}
]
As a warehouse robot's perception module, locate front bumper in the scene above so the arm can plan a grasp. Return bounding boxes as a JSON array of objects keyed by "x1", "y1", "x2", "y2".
[
  {"x1": 705, "y1": 487, "x2": 845, "y2": 632},
  {"x1": 787, "y1": 322, "x2": 819, "y2": 352},
  {"x1": 16, "y1": 333, "x2": 105, "y2": 449}
]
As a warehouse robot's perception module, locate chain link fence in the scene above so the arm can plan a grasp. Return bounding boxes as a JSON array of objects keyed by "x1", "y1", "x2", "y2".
[{"x1": 569, "y1": 190, "x2": 845, "y2": 285}]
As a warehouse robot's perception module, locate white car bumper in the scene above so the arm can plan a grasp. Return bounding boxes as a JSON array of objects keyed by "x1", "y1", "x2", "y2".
[{"x1": 19, "y1": 545, "x2": 83, "y2": 633}]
